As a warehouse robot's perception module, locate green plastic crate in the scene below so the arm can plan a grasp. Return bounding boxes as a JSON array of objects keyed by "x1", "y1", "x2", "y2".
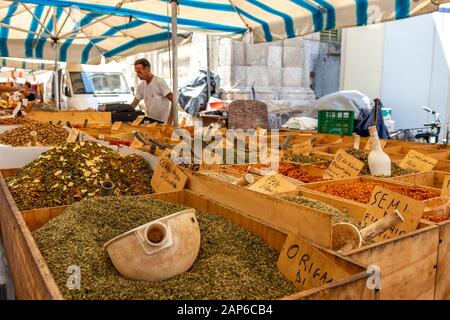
[{"x1": 317, "y1": 110, "x2": 354, "y2": 136}]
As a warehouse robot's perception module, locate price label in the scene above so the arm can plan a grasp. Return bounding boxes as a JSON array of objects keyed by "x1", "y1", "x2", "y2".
[
  {"x1": 151, "y1": 156, "x2": 188, "y2": 193},
  {"x1": 111, "y1": 121, "x2": 122, "y2": 131},
  {"x1": 130, "y1": 137, "x2": 144, "y2": 149},
  {"x1": 364, "y1": 137, "x2": 387, "y2": 152},
  {"x1": 322, "y1": 150, "x2": 364, "y2": 180},
  {"x1": 247, "y1": 173, "x2": 297, "y2": 195},
  {"x1": 277, "y1": 233, "x2": 350, "y2": 291},
  {"x1": 66, "y1": 128, "x2": 79, "y2": 143},
  {"x1": 131, "y1": 115, "x2": 145, "y2": 126},
  {"x1": 399, "y1": 150, "x2": 437, "y2": 172},
  {"x1": 361, "y1": 186, "x2": 425, "y2": 242}
]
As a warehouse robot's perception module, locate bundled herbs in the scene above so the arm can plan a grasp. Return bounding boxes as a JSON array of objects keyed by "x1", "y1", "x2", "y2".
[
  {"x1": 348, "y1": 149, "x2": 415, "y2": 177},
  {"x1": 280, "y1": 195, "x2": 360, "y2": 227},
  {"x1": 0, "y1": 122, "x2": 68, "y2": 146},
  {"x1": 33, "y1": 196, "x2": 296, "y2": 300},
  {"x1": 7, "y1": 141, "x2": 154, "y2": 210}
]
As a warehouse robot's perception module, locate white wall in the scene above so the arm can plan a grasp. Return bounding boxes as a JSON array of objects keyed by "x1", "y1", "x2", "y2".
[
  {"x1": 341, "y1": 11, "x2": 450, "y2": 135},
  {"x1": 341, "y1": 24, "x2": 385, "y2": 99}
]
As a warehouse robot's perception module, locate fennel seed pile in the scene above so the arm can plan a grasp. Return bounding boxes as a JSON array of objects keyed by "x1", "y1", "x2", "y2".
[
  {"x1": 32, "y1": 196, "x2": 296, "y2": 300},
  {"x1": 0, "y1": 121, "x2": 68, "y2": 146}
]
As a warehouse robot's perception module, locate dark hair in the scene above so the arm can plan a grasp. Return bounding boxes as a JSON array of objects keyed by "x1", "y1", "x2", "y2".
[
  {"x1": 25, "y1": 81, "x2": 32, "y2": 88},
  {"x1": 134, "y1": 58, "x2": 151, "y2": 69}
]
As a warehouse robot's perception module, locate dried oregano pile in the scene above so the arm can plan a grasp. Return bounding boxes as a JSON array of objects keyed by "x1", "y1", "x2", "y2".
[
  {"x1": 7, "y1": 141, "x2": 154, "y2": 210},
  {"x1": 0, "y1": 122, "x2": 68, "y2": 146},
  {"x1": 280, "y1": 195, "x2": 361, "y2": 227},
  {"x1": 32, "y1": 196, "x2": 296, "y2": 300}
]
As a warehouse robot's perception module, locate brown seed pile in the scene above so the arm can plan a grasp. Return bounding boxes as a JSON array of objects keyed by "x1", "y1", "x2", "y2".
[
  {"x1": 280, "y1": 195, "x2": 360, "y2": 227},
  {"x1": 7, "y1": 141, "x2": 154, "y2": 210},
  {"x1": 312, "y1": 181, "x2": 440, "y2": 204},
  {"x1": 348, "y1": 149, "x2": 415, "y2": 177},
  {"x1": 0, "y1": 117, "x2": 33, "y2": 125},
  {"x1": 32, "y1": 196, "x2": 296, "y2": 300},
  {"x1": 0, "y1": 122, "x2": 68, "y2": 146}
]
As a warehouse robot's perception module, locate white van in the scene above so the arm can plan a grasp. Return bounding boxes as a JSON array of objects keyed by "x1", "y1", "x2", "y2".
[{"x1": 60, "y1": 63, "x2": 134, "y2": 110}]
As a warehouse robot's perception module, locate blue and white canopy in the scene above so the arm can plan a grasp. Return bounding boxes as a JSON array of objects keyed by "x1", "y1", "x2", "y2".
[
  {"x1": 1, "y1": 57, "x2": 54, "y2": 70},
  {"x1": 9, "y1": 0, "x2": 447, "y2": 44},
  {"x1": 0, "y1": 1, "x2": 191, "y2": 64}
]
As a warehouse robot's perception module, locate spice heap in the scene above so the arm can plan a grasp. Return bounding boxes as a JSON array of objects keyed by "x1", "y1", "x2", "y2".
[
  {"x1": 280, "y1": 195, "x2": 361, "y2": 226},
  {"x1": 0, "y1": 117, "x2": 33, "y2": 125},
  {"x1": 284, "y1": 153, "x2": 329, "y2": 164},
  {"x1": 33, "y1": 196, "x2": 296, "y2": 300},
  {"x1": 278, "y1": 164, "x2": 326, "y2": 183},
  {"x1": 312, "y1": 181, "x2": 440, "y2": 204},
  {"x1": 199, "y1": 171, "x2": 240, "y2": 184},
  {"x1": 0, "y1": 122, "x2": 68, "y2": 146},
  {"x1": 423, "y1": 214, "x2": 450, "y2": 223},
  {"x1": 7, "y1": 141, "x2": 154, "y2": 210},
  {"x1": 227, "y1": 163, "x2": 325, "y2": 183},
  {"x1": 348, "y1": 149, "x2": 415, "y2": 177}
]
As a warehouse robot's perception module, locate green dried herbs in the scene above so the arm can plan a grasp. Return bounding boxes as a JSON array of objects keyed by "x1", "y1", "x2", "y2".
[
  {"x1": 348, "y1": 149, "x2": 415, "y2": 177},
  {"x1": 280, "y1": 195, "x2": 361, "y2": 227},
  {"x1": 284, "y1": 153, "x2": 329, "y2": 165},
  {"x1": 33, "y1": 196, "x2": 296, "y2": 300},
  {"x1": 199, "y1": 171, "x2": 240, "y2": 184},
  {"x1": 0, "y1": 122, "x2": 68, "y2": 146},
  {"x1": 7, "y1": 141, "x2": 154, "y2": 210}
]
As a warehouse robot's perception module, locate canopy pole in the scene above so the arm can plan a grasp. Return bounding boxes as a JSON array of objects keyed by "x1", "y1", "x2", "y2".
[
  {"x1": 170, "y1": 0, "x2": 179, "y2": 127},
  {"x1": 206, "y1": 35, "x2": 211, "y2": 102},
  {"x1": 53, "y1": 7, "x2": 60, "y2": 111}
]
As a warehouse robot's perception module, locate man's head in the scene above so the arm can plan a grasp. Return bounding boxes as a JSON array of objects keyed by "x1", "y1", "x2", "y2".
[
  {"x1": 24, "y1": 81, "x2": 32, "y2": 89},
  {"x1": 134, "y1": 58, "x2": 152, "y2": 81}
]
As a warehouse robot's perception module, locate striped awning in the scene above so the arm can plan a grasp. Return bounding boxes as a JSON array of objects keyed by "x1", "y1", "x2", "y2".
[
  {"x1": 10, "y1": 0, "x2": 447, "y2": 43},
  {"x1": 0, "y1": 1, "x2": 191, "y2": 64},
  {"x1": 0, "y1": 57, "x2": 54, "y2": 70}
]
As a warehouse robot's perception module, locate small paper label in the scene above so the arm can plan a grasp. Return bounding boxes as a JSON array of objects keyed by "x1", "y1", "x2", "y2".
[{"x1": 131, "y1": 115, "x2": 145, "y2": 126}]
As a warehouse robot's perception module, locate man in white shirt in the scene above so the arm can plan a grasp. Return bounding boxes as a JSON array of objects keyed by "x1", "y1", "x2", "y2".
[{"x1": 131, "y1": 58, "x2": 174, "y2": 124}]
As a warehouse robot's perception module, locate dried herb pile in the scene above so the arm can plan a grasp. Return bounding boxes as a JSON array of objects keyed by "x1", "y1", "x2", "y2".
[
  {"x1": 0, "y1": 122, "x2": 68, "y2": 146},
  {"x1": 33, "y1": 196, "x2": 296, "y2": 300},
  {"x1": 0, "y1": 117, "x2": 33, "y2": 125},
  {"x1": 312, "y1": 181, "x2": 440, "y2": 204},
  {"x1": 284, "y1": 153, "x2": 329, "y2": 165},
  {"x1": 280, "y1": 195, "x2": 360, "y2": 227},
  {"x1": 7, "y1": 141, "x2": 154, "y2": 210},
  {"x1": 199, "y1": 171, "x2": 240, "y2": 184},
  {"x1": 348, "y1": 149, "x2": 415, "y2": 177}
]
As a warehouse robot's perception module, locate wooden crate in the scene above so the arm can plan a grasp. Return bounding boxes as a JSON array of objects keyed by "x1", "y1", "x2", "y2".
[
  {"x1": 389, "y1": 170, "x2": 448, "y2": 189},
  {"x1": 27, "y1": 111, "x2": 112, "y2": 125},
  {"x1": 0, "y1": 178, "x2": 376, "y2": 300}
]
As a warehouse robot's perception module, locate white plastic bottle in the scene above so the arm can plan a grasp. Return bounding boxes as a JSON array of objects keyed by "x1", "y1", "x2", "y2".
[{"x1": 368, "y1": 126, "x2": 391, "y2": 176}]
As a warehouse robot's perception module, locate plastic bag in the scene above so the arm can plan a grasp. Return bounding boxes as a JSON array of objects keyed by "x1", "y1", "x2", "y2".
[{"x1": 354, "y1": 99, "x2": 390, "y2": 139}]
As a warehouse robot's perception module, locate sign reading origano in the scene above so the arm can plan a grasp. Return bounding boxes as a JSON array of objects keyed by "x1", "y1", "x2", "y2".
[{"x1": 151, "y1": 156, "x2": 188, "y2": 193}]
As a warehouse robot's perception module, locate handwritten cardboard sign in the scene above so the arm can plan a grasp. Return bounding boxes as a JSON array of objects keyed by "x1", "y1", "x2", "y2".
[
  {"x1": 151, "y1": 156, "x2": 188, "y2": 193},
  {"x1": 131, "y1": 115, "x2": 145, "y2": 126},
  {"x1": 277, "y1": 233, "x2": 350, "y2": 291},
  {"x1": 66, "y1": 128, "x2": 80, "y2": 143},
  {"x1": 364, "y1": 137, "x2": 387, "y2": 152},
  {"x1": 441, "y1": 175, "x2": 450, "y2": 196},
  {"x1": 360, "y1": 186, "x2": 425, "y2": 243},
  {"x1": 323, "y1": 150, "x2": 364, "y2": 180},
  {"x1": 111, "y1": 121, "x2": 122, "y2": 131},
  {"x1": 399, "y1": 150, "x2": 437, "y2": 172},
  {"x1": 130, "y1": 137, "x2": 144, "y2": 149},
  {"x1": 292, "y1": 138, "x2": 312, "y2": 156},
  {"x1": 247, "y1": 173, "x2": 297, "y2": 195}
]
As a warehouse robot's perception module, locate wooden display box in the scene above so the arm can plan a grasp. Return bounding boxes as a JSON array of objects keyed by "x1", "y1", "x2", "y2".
[
  {"x1": 0, "y1": 179, "x2": 376, "y2": 300},
  {"x1": 27, "y1": 111, "x2": 112, "y2": 125},
  {"x1": 183, "y1": 173, "x2": 440, "y2": 299}
]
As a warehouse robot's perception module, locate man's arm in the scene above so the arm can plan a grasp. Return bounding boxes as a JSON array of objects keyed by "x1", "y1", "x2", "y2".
[
  {"x1": 165, "y1": 93, "x2": 174, "y2": 125},
  {"x1": 131, "y1": 98, "x2": 140, "y2": 109}
]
